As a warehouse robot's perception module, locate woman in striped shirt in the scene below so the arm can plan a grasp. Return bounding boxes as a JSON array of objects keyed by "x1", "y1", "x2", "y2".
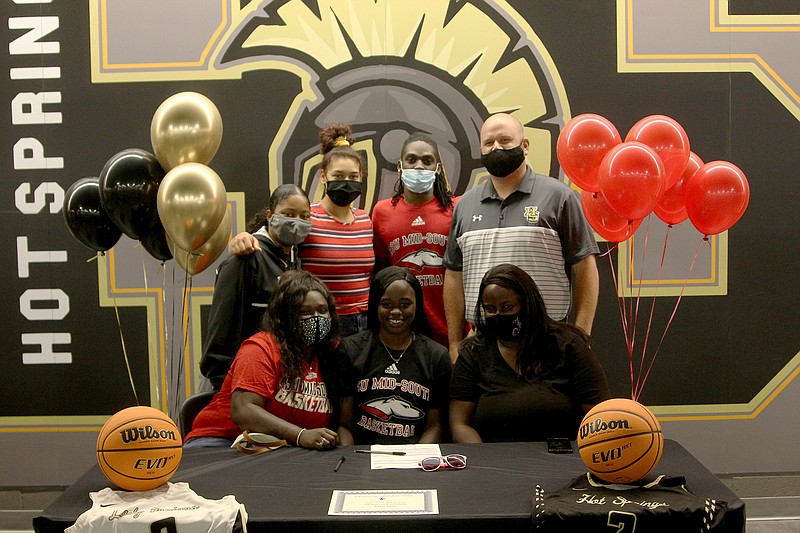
[{"x1": 300, "y1": 123, "x2": 374, "y2": 336}]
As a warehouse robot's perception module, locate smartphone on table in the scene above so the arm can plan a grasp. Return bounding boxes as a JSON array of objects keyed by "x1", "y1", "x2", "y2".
[{"x1": 547, "y1": 437, "x2": 573, "y2": 454}]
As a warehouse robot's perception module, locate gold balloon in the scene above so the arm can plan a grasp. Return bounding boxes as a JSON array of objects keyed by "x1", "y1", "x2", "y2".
[
  {"x1": 150, "y1": 92, "x2": 223, "y2": 171},
  {"x1": 168, "y1": 209, "x2": 231, "y2": 276},
  {"x1": 157, "y1": 162, "x2": 227, "y2": 252}
]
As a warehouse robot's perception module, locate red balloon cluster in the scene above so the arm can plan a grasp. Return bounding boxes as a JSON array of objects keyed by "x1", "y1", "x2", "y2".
[{"x1": 557, "y1": 114, "x2": 750, "y2": 240}]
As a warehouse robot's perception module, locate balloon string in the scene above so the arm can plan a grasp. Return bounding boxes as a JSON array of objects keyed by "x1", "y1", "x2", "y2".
[
  {"x1": 155, "y1": 261, "x2": 166, "y2": 410},
  {"x1": 605, "y1": 243, "x2": 635, "y2": 399},
  {"x1": 634, "y1": 236, "x2": 707, "y2": 401},
  {"x1": 628, "y1": 216, "x2": 651, "y2": 387},
  {"x1": 169, "y1": 263, "x2": 178, "y2": 417},
  {"x1": 625, "y1": 238, "x2": 638, "y2": 398},
  {"x1": 633, "y1": 223, "x2": 671, "y2": 400},
  {"x1": 176, "y1": 261, "x2": 192, "y2": 419},
  {"x1": 138, "y1": 244, "x2": 154, "y2": 404},
  {"x1": 104, "y1": 250, "x2": 139, "y2": 405}
]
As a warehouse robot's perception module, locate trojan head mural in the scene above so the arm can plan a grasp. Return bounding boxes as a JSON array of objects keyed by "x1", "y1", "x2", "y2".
[{"x1": 211, "y1": 0, "x2": 569, "y2": 206}]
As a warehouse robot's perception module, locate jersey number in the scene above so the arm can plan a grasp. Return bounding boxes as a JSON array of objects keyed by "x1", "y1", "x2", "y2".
[
  {"x1": 150, "y1": 517, "x2": 178, "y2": 533},
  {"x1": 607, "y1": 510, "x2": 637, "y2": 532}
]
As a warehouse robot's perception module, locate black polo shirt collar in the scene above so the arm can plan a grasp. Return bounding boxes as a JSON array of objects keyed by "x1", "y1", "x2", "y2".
[{"x1": 479, "y1": 166, "x2": 535, "y2": 202}]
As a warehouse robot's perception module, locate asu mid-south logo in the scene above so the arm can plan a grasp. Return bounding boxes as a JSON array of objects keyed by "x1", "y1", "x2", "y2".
[
  {"x1": 524, "y1": 205, "x2": 540, "y2": 223},
  {"x1": 360, "y1": 396, "x2": 425, "y2": 421}
]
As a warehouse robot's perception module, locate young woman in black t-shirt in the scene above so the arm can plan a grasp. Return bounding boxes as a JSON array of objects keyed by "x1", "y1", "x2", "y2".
[{"x1": 341, "y1": 266, "x2": 452, "y2": 444}]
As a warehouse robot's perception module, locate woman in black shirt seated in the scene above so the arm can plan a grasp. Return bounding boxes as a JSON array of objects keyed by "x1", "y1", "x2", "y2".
[
  {"x1": 341, "y1": 266, "x2": 452, "y2": 444},
  {"x1": 449, "y1": 263, "x2": 610, "y2": 442}
]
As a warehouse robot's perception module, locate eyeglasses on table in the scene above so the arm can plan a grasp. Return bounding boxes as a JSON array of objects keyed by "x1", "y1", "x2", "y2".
[{"x1": 419, "y1": 454, "x2": 467, "y2": 472}]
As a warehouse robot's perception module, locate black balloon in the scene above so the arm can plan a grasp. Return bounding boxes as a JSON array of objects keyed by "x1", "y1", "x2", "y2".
[
  {"x1": 140, "y1": 220, "x2": 173, "y2": 262},
  {"x1": 63, "y1": 177, "x2": 123, "y2": 252},
  {"x1": 99, "y1": 148, "x2": 165, "y2": 239}
]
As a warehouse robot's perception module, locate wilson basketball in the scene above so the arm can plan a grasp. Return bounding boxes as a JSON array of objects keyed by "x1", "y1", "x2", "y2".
[
  {"x1": 576, "y1": 398, "x2": 663, "y2": 483},
  {"x1": 96, "y1": 406, "x2": 183, "y2": 491}
]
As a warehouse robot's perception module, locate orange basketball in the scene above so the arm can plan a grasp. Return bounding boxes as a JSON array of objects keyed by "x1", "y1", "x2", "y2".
[
  {"x1": 96, "y1": 406, "x2": 183, "y2": 491},
  {"x1": 577, "y1": 398, "x2": 663, "y2": 483}
]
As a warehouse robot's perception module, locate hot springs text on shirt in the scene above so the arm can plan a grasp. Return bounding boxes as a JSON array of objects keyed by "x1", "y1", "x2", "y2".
[{"x1": 8, "y1": 1, "x2": 70, "y2": 366}]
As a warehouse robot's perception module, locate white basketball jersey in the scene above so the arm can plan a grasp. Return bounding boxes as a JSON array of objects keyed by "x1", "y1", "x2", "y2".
[{"x1": 66, "y1": 482, "x2": 247, "y2": 533}]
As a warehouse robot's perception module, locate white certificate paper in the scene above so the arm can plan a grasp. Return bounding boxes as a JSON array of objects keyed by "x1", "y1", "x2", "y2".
[
  {"x1": 328, "y1": 489, "x2": 439, "y2": 516},
  {"x1": 368, "y1": 444, "x2": 442, "y2": 470}
]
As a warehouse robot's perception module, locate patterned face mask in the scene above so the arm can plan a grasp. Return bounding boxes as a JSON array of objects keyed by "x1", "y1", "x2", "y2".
[{"x1": 297, "y1": 315, "x2": 331, "y2": 346}]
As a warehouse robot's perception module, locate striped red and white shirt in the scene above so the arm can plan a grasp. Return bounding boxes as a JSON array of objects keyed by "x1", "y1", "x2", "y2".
[{"x1": 299, "y1": 203, "x2": 374, "y2": 316}]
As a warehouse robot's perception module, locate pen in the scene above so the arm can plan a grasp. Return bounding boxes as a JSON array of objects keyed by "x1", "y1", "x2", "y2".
[
  {"x1": 354, "y1": 450, "x2": 407, "y2": 456},
  {"x1": 334, "y1": 456, "x2": 345, "y2": 472}
]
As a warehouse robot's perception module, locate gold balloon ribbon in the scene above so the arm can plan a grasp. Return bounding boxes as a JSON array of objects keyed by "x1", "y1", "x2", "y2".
[{"x1": 102, "y1": 251, "x2": 139, "y2": 406}]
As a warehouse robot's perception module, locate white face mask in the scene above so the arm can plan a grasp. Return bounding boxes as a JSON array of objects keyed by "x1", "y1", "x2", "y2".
[{"x1": 400, "y1": 165, "x2": 438, "y2": 193}]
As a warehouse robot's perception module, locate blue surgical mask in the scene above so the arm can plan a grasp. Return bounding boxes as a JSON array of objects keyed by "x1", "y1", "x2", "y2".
[{"x1": 400, "y1": 166, "x2": 438, "y2": 193}]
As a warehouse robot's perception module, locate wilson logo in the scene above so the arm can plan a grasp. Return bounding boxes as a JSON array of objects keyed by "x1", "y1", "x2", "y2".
[
  {"x1": 119, "y1": 425, "x2": 175, "y2": 443},
  {"x1": 579, "y1": 418, "x2": 629, "y2": 440}
]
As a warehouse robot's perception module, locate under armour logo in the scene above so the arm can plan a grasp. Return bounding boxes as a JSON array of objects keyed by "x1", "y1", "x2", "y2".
[{"x1": 472, "y1": 214, "x2": 482, "y2": 222}]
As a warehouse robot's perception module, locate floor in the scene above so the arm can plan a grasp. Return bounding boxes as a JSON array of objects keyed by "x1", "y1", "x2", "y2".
[
  {"x1": 2, "y1": 474, "x2": 799, "y2": 532},
  {"x1": 725, "y1": 472, "x2": 800, "y2": 532}
]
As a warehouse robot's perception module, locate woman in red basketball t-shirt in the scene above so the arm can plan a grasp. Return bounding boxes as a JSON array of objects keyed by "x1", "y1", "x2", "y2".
[{"x1": 185, "y1": 270, "x2": 353, "y2": 450}]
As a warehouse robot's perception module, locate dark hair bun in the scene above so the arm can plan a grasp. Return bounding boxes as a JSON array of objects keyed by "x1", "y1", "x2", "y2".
[{"x1": 319, "y1": 123, "x2": 356, "y2": 155}]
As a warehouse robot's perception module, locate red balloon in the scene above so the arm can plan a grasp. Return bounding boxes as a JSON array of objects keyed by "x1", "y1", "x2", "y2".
[
  {"x1": 626, "y1": 115, "x2": 690, "y2": 190},
  {"x1": 581, "y1": 189, "x2": 643, "y2": 243},
  {"x1": 598, "y1": 141, "x2": 665, "y2": 220},
  {"x1": 685, "y1": 161, "x2": 750, "y2": 235},
  {"x1": 557, "y1": 114, "x2": 622, "y2": 192},
  {"x1": 654, "y1": 151, "x2": 703, "y2": 226}
]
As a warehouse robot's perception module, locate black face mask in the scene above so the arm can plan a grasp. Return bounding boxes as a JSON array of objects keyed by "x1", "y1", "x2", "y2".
[
  {"x1": 480, "y1": 145, "x2": 526, "y2": 177},
  {"x1": 325, "y1": 180, "x2": 362, "y2": 207},
  {"x1": 483, "y1": 313, "x2": 522, "y2": 341}
]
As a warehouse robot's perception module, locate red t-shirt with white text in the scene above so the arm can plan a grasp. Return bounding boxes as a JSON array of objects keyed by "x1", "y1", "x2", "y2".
[{"x1": 186, "y1": 332, "x2": 332, "y2": 440}]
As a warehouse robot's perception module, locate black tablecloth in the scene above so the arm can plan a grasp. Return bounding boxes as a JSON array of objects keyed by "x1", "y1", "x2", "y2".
[{"x1": 33, "y1": 439, "x2": 744, "y2": 533}]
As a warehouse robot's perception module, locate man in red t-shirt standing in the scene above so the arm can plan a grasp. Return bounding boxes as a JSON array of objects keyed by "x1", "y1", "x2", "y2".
[{"x1": 372, "y1": 132, "x2": 459, "y2": 348}]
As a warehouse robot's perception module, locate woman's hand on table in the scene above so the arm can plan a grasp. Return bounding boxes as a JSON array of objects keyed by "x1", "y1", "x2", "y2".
[{"x1": 298, "y1": 427, "x2": 339, "y2": 450}]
